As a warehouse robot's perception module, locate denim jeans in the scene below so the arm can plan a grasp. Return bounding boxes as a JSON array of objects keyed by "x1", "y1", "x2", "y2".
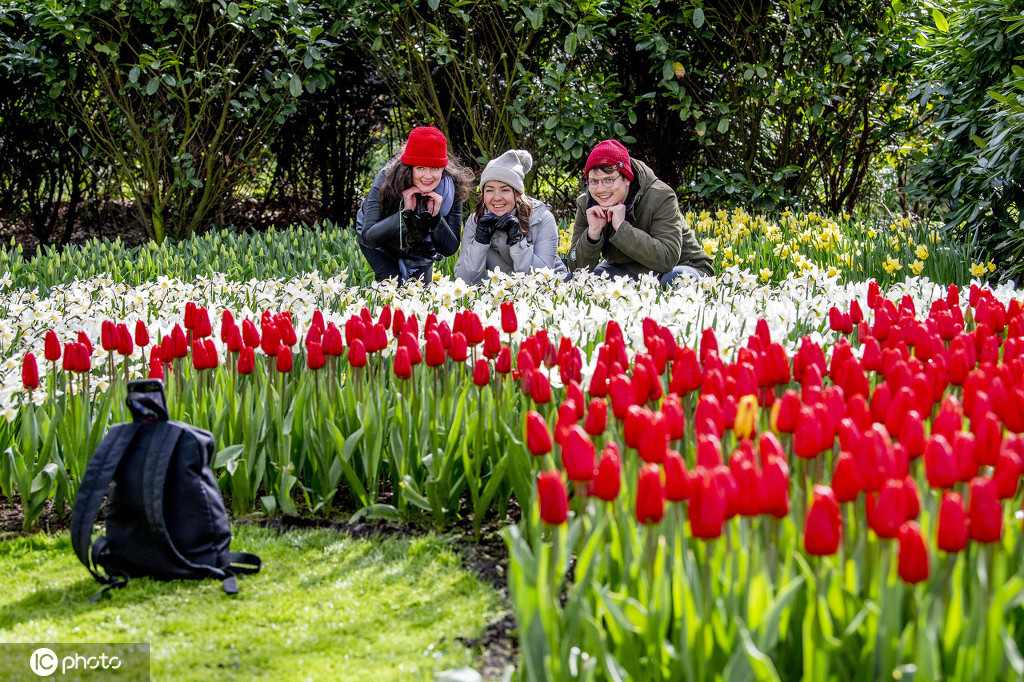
[
  {"x1": 592, "y1": 261, "x2": 705, "y2": 286},
  {"x1": 359, "y1": 244, "x2": 432, "y2": 284}
]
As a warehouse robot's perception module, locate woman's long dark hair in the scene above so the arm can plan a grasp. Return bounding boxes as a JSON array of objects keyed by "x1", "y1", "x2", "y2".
[
  {"x1": 378, "y1": 153, "x2": 475, "y2": 215},
  {"x1": 473, "y1": 190, "x2": 533, "y2": 237}
]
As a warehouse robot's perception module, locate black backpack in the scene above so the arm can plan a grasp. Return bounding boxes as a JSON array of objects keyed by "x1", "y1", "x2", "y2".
[{"x1": 71, "y1": 394, "x2": 260, "y2": 601}]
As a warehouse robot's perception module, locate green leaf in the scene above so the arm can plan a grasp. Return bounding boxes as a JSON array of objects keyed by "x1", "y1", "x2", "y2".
[
  {"x1": 128, "y1": 66, "x2": 140, "y2": 83},
  {"x1": 565, "y1": 33, "x2": 577, "y2": 55},
  {"x1": 228, "y1": 2, "x2": 239, "y2": 19},
  {"x1": 289, "y1": 74, "x2": 302, "y2": 98},
  {"x1": 717, "y1": 117, "x2": 731, "y2": 134},
  {"x1": 932, "y1": 8, "x2": 948, "y2": 33},
  {"x1": 145, "y1": 77, "x2": 159, "y2": 95},
  {"x1": 693, "y1": 8, "x2": 705, "y2": 28}
]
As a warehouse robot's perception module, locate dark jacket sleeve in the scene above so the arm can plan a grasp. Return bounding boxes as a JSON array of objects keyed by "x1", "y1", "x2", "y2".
[
  {"x1": 356, "y1": 168, "x2": 404, "y2": 249},
  {"x1": 607, "y1": 188, "x2": 683, "y2": 274},
  {"x1": 431, "y1": 194, "x2": 463, "y2": 257}
]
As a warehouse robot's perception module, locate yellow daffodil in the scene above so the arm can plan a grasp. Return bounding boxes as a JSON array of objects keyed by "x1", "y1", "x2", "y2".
[
  {"x1": 909, "y1": 260, "x2": 924, "y2": 275},
  {"x1": 970, "y1": 262, "x2": 985, "y2": 277},
  {"x1": 759, "y1": 268, "x2": 773, "y2": 282},
  {"x1": 883, "y1": 256, "x2": 901, "y2": 274},
  {"x1": 987, "y1": 261, "x2": 996, "y2": 272},
  {"x1": 915, "y1": 244, "x2": 929, "y2": 260}
]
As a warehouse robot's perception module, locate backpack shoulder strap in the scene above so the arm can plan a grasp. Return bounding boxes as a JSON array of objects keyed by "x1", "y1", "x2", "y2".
[
  {"x1": 141, "y1": 422, "x2": 254, "y2": 594},
  {"x1": 70, "y1": 423, "x2": 140, "y2": 587}
]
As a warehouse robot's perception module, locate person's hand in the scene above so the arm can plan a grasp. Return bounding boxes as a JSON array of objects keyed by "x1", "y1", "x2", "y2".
[
  {"x1": 506, "y1": 226, "x2": 526, "y2": 247},
  {"x1": 606, "y1": 204, "x2": 626, "y2": 230},
  {"x1": 475, "y1": 213, "x2": 501, "y2": 245},
  {"x1": 586, "y1": 206, "x2": 608, "y2": 239},
  {"x1": 402, "y1": 187, "x2": 421, "y2": 212}
]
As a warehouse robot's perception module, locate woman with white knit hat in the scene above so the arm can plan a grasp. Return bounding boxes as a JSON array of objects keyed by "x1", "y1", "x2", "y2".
[{"x1": 454, "y1": 149, "x2": 568, "y2": 284}]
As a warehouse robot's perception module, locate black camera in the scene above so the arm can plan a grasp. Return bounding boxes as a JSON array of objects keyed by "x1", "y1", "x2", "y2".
[
  {"x1": 126, "y1": 379, "x2": 169, "y2": 422},
  {"x1": 413, "y1": 193, "x2": 433, "y2": 221}
]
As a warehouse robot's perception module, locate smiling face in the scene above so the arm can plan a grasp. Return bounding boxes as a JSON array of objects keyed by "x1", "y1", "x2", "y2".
[
  {"x1": 412, "y1": 166, "x2": 444, "y2": 193},
  {"x1": 482, "y1": 181, "x2": 517, "y2": 216},
  {"x1": 587, "y1": 168, "x2": 629, "y2": 207}
]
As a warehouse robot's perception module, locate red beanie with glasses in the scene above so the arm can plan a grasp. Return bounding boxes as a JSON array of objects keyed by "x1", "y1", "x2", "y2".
[
  {"x1": 584, "y1": 139, "x2": 634, "y2": 182},
  {"x1": 401, "y1": 126, "x2": 450, "y2": 167}
]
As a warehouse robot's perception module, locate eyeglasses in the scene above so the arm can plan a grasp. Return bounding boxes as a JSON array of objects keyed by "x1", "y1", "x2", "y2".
[{"x1": 587, "y1": 176, "x2": 620, "y2": 190}]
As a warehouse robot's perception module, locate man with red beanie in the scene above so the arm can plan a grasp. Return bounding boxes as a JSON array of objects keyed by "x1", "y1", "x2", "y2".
[{"x1": 567, "y1": 139, "x2": 712, "y2": 285}]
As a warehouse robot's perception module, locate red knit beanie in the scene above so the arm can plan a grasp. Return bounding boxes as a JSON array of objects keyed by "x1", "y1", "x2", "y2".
[
  {"x1": 584, "y1": 139, "x2": 634, "y2": 182},
  {"x1": 401, "y1": 126, "x2": 450, "y2": 167}
]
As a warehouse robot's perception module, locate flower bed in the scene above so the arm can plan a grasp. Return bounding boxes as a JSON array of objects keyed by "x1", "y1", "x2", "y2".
[{"x1": 2, "y1": 238, "x2": 1023, "y2": 677}]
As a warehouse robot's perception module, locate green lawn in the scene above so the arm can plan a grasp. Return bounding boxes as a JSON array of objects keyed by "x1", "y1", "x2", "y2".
[{"x1": 0, "y1": 526, "x2": 503, "y2": 681}]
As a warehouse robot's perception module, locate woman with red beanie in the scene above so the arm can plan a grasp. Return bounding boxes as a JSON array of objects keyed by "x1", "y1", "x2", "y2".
[
  {"x1": 356, "y1": 126, "x2": 474, "y2": 283},
  {"x1": 566, "y1": 139, "x2": 712, "y2": 285}
]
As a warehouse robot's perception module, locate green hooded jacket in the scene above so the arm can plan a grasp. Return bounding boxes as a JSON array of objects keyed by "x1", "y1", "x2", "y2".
[{"x1": 567, "y1": 158, "x2": 714, "y2": 278}]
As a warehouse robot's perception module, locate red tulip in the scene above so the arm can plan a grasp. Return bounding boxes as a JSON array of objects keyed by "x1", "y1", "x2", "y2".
[
  {"x1": 898, "y1": 410, "x2": 926, "y2": 459},
  {"x1": 393, "y1": 346, "x2": 412, "y2": 379},
  {"x1": 608, "y1": 374, "x2": 636, "y2": 419},
  {"x1": 473, "y1": 358, "x2": 491, "y2": 387},
  {"x1": 774, "y1": 389, "x2": 801, "y2": 433},
  {"x1": 224, "y1": 323, "x2": 243, "y2": 353},
  {"x1": 804, "y1": 485, "x2": 842, "y2": 556},
  {"x1": 115, "y1": 323, "x2": 134, "y2": 356},
  {"x1": 192, "y1": 340, "x2": 208, "y2": 370},
  {"x1": 689, "y1": 468, "x2": 728, "y2": 539},
  {"x1": 867, "y1": 479, "x2": 906, "y2": 539},
  {"x1": 483, "y1": 326, "x2": 501, "y2": 359},
  {"x1": 661, "y1": 393, "x2": 686, "y2": 440},
  {"x1": 694, "y1": 394, "x2": 724, "y2": 437},
  {"x1": 194, "y1": 307, "x2": 213, "y2": 340},
  {"x1": 670, "y1": 346, "x2": 702, "y2": 395},
  {"x1": 793, "y1": 406, "x2": 825, "y2": 459},
  {"x1": 530, "y1": 370, "x2": 552, "y2": 404},
  {"x1": 993, "y1": 450, "x2": 1022, "y2": 499},
  {"x1": 696, "y1": 433, "x2": 724, "y2": 468},
  {"x1": 224, "y1": 309, "x2": 239, "y2": 335},
  {"x1": 242, "y1": 318, "x2": 260, "y2": 348},
  {"x1": 77, "y1": 330, "x2": 94, "y2": 356},
  {"x1": 562, "y1": 425, "x2": 596, "y2": 482},
  {"x1": 44, "y1": 330, "x2": 61, "y2": 362},
  {"x1": 260, "y1": 322, "x2": 280, "y2": 357},
  {"x1": 638, "y1": 413, "x2": 669, "y2": 464},
  {"x1": 202, "y1": 338, "x2": 218, "y2": 368},
  {"x1": 537, "y1": 470, "x2": 568, "y2": 525},
  {"x1": 495, "y1": 346, "x2": 512, "y2": 374},
  {"x1": 972, "y1": 411, "x2": 1002, "y2": 466},
  {"x1": 897, "y1": 521, "x2": 930, "y2": 584},
  {"x1": 590, "y1": 444, "x2": 621, "y2": 501},
  {"x1": 101, "y1": 320, "x2": 117, "y2": 352},
  {"x1": 700, "y1": 327, "x2": 719, "y2": 362},
  {"x1": 635, "y1": 464, "x2": 665, "y2": 525},
  {"x1": 184, "y1": 301, "x2": 198, "y2": 330},
  {"x1": 22, "y1": 352, "x2": 39, "y2": 390},
  {"x1": 307, "y1": 341, "x2": 326, "y2": 370},
  {"x1": 347, "y1": 339, "x2": 367, "y2": 368},
  {"x1": 449, "y1": 332, "x2": 469, "y2": 363},
  {"x1": 526, "y1": 411, "x2": 552, "y2": 456},
  {"x1": 831, "y1": 451, "x2": 861, "y2": 503},
  {"x1": 762, "y1": 454, "x2": 790, "y2": 518},
  {"x1": 323, "y1": 323, "x2": 344, "y2": 356},
  {"x1": 924, "y1": 435, "x2": 957, "y2": 489},
  {"x1": 276, "y1": 345, "x2": 293, "y2": 373},
  {"x1": 664, "y1": 450, "x2": 691, "y2": 502},
  {"x1": 937, "y1": 492, "x2": 968, "y2": 553},
  {"x1": 500, "y1": 301, "x2": 518, "y2": 334},
  {"x1": 584, "y1": 398, "x2": 607, "y2": 436},
  {"x1": 134, "y1": 320, "x2": 150, "y2": 348},
  {"x1": 148, "y1": 356, "x2": 164, "y2": 380},
  {"x1": 237, "y1": 346, "x2": 255, "y2": 375}
]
